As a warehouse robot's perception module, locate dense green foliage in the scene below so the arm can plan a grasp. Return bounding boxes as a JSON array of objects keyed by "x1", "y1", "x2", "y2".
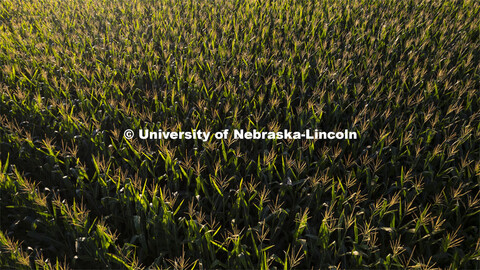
[{"x1": 1, "y1": 0, "x2": 480, "y2": 268}]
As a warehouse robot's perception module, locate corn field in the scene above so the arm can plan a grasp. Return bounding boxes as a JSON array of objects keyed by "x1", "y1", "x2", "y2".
[{"x1": 1, "y1": 0, "x2": 479, "y2": 268}]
